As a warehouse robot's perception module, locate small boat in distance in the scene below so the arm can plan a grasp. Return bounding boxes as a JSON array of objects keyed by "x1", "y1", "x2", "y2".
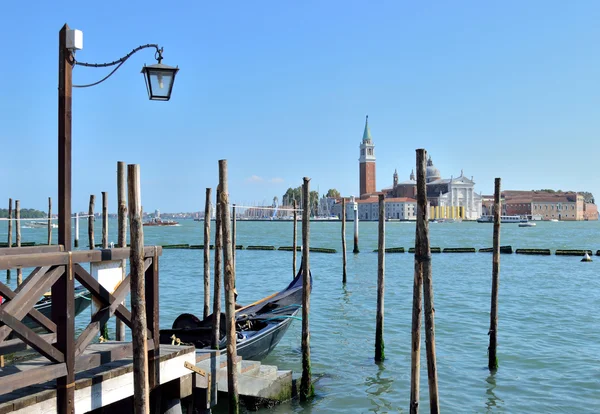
[
  {"x1": 477, "y1": 215, "x2": 527, "y2": 223},
  {"x1": 24, "y1": 221, "x2": 58, "y2": 229},
  {"x1": 519, "y1": 221, "x2": 536, "y2": 227},
  {"x1": 160, "y1": 266, "x2": 310, "y2": 360},
  {"x1": 143, "y1": 218, "x2": 179, "y2": 227},
  {"x1": 143, "y1": 209, "x2": 179, "y2": 226}
]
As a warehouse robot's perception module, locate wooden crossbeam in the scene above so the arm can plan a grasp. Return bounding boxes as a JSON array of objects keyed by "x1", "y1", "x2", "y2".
[
  {"x1": 0, "y1": 309, "x2": 64, "y2": 363},
  {"x1": 74, "y1": 268, "x2": 133, "y2": 357},
  {"x1": 74, "y1": 261, "x2": 153, "y2": 352},
  {"x1": 0, "y1": 281, "x2": 57, "y2": 335},
  {"x1": 0, "y1": 247, "x2": 162, "y2": 271},
  {"x1": 0, "y1": 266, "x2": 64, "y2": 343}
]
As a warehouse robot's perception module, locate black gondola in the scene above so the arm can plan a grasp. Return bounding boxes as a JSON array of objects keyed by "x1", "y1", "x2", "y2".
[{"x1": 159, "y1": 267, "x2": 311, "y2": 361}]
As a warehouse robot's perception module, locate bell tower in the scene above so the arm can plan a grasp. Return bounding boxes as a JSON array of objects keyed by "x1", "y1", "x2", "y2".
[{"x1": 359, "y1": 115, "x2": 376, "y2": 197}]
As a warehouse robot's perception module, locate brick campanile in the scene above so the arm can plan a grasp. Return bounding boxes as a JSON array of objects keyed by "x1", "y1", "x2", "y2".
[{"x1": 359, "y1": 115, "x2": 376, "y2": 197}]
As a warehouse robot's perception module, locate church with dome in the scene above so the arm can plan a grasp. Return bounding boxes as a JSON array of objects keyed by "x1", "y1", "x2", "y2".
[
  {"x1": 357, "y1": 116, "x2": 483, "y2": 220},
  {"x1": 386, "y1": 157, "x2": 483, "y2": 220}
]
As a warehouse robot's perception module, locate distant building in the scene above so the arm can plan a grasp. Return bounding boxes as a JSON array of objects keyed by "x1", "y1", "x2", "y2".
[
  {"x1": 484, "y1": 190, "x2": 595, "y2": 221},
  {"x1": 331, "y1": 195, "x2": 417, "y2": 221}
]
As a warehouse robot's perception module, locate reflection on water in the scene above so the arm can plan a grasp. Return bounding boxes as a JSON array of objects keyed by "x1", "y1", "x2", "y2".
[
  {"x1": 485, "y1": 373, "x2": 503, "y2": 412},
  {"x1": 365, "y1": 362, "x2": 398, "y2": 413}
]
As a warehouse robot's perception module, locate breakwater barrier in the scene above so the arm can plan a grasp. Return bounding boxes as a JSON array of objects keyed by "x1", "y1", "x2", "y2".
[{"x1": 0, "y1": 242, "x2": 598, "y2": 256}]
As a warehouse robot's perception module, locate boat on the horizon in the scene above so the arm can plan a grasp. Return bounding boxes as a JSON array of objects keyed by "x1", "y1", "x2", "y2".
[
  {"x1": 159, "y1": 266, "x2": 310, "y2": 360},
  {"x1": 143, "y1": 217, "x2": 179, "y2": 227},
  {"x1": 24, "y1": 221, "x2": 58, "y2": 229},
  {"x1": 477, "y1": 215, "x2": 527, "y2": 223},
  {"x1": 518, "y1": 221, "x2": 536, "y2": 227}
]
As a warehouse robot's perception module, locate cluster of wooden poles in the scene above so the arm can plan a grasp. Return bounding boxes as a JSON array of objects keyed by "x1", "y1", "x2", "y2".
[
  {"x1": 339, "y1": 149, "x2": 503, "y2": 413},
  {"x1": 200, "y1": 162, "x2": 315, "y2": 412}
]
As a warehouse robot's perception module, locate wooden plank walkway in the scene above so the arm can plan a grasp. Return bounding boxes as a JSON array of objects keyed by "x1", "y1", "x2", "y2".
[{"x1": 0, "y1": 342, "x2": 195, "y2": 414}]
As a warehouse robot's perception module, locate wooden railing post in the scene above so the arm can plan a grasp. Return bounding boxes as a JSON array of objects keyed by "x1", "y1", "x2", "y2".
[
  {"x1": 203, "y1": 188, "x2": 212, "y2": 320},
  {"x1": 55, "y1": 27, "x2": 75, "y2": 413},
  {"x1": 128, "y1": 164, "x2": 150, "y2": 414},
  {"x1": 219, "y1": 160, "x2": 239, "y2": 413},
  {"x1": 117, "y1": 161, "x2": 127, "y2": 341},
  {"x1": 145, "y1": 247, "x2": 160, "y2": 390}
]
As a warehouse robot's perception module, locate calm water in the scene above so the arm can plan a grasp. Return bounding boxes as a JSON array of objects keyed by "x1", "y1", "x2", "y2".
[{"x1": 1, "y1": 218, "x2": 599, "y2": 413}]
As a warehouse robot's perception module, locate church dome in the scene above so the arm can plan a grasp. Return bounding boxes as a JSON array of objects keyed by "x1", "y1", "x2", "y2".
[{"x1": 426, "y1": 157, "x2": 441, "y2": 183}]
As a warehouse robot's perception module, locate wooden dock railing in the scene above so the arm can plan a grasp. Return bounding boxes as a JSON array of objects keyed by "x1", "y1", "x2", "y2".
[{"x1": 0, "y1": 245, "x2": 161, "y2": 402}]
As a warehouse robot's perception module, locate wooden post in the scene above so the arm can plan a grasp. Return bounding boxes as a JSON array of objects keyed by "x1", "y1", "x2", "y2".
[
  {"x1": 117, "y1": 161, "x2": 127, "y2": 341},
  {"x1": 341, "y1": 198, "x2": 347, "y2": 284},
  {"x1": 102, "y1": 192, "x2": 108, "y2": 248},
  {"x1": 218, "y1": 160, "x2": 239, "y2": 413},
  {"x1": 128, "y1": 164, "x2": 150, "y2": 414},
  {"x1": 375, "y1": 194, "x2": 385, "y2": 362},
  {"x1": 88, "y1": 195, "x2": 95, "y2": 249},
  {"x1": 232, "y1": 204, "x2": 236, "y2": 274},
  {"x1": 6, "y1": 199, "x2": 11, "y2": 281},
  {"x1": 15, "y1": 200, "x2": 22, "y2": 286},
  {"x1": 55, "y1": 25, "x2": 75, "y2": 413},
  {"x1": 293, "y1": 200, "x2": 297, "y2": 278},
  {"x1": 489, "y1": 178, "x2": 501, "y2": 371},
  {"x1": 74, "y1": 212, "x2": 79, "y2": 248},
  {"x1": 300, "y1": 177, "x2": 314, "y2": 401},
  {"x1": 411, "y1": 149, "x2": 440, "y2": 413},
  {"x1": 203, "y1": 188, "x2": 212, "y2": 320},
  {"x1": 353, "y1": 197, "x2": 359, "y2": 253},
  {"x1": 211, "y1": 187, "x2": 222, "y2": 350},
  {"x1": 47, "y1": 197, "x2": 53, "y2": 245}
]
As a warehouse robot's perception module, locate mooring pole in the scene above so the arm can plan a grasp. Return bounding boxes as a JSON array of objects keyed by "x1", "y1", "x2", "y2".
[
  {"x1": 88, "y1": 195, "x2": 95, "y2": 249},
  {"x1": 375, "y1": 194, "x2": 385, "y2": 362},
  {"x1": 232, "y1": 203, "x2": 237, "y2": 272},
  {"x1": 211, "y1": 187, "x2": 222, "y2": 350},
  {"x1": 300, "y1": 177, "x2": 314, "y2": 401},
  {"x1": 15, "y1": 200, "x2": 22, "y2": 286},
  {"x1": 489, "y1": 177, "x2": 501, "y2": 371},
  {"x1": 74, "y1": 212, "x2": 79, "y2": 248},
  {"x1": 219, "y1": 160, "x2": 239, "y2": 413},
  {"x1": 293, "y1": 199, "x2": 298, "y2": 278},
  {"x1": 117, "y1": 161, "x2": 127, "y2": 341},
  {"x1": 342, "y1": 198, "x2": 347, "y2": 284},
  {"x1": 410, "y1": 153, "x2": 425, "y2": 414},
  {"x1": 48, "y1": 197, "x2": 53, "y2": 245},
  {"x1": 102, "y1": 192, "x2": 108, "y2": 249},
  {"x1": 7, "y1": 198, "x2": 12, "y2": 281},
  {"x1": 203, "y1": 188, "x2": 212, "y2": 320},
  {"x1": 128, "y1": 164, "x2": 150, "y2": 414},
  {"x1": 353, "y1": 196, "x2": 359, "y2": 253}
]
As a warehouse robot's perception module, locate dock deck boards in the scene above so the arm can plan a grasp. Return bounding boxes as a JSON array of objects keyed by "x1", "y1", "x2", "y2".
[{"x1": 0, "y1": 342, "x2": 195, "y2": 414}]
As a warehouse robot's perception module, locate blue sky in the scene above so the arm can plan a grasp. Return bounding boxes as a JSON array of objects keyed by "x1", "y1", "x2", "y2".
[{"x1": 2, "y1": 1, "x2": 599, "y2": 212}]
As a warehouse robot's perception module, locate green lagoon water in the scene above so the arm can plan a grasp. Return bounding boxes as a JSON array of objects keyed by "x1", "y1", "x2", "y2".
[{"x1": 1, "y1": 218, "x2": 599, "y2": 413}]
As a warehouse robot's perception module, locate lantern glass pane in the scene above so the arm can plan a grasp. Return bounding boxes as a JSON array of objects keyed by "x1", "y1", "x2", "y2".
[{"x1": 148, "y1": 69, "x2": 174, "y2": 100}]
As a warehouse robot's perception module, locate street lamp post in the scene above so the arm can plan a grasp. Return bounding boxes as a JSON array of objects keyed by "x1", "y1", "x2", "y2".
[{"x1": 55, "y1": 23, "x2": 178, "y2": 414}]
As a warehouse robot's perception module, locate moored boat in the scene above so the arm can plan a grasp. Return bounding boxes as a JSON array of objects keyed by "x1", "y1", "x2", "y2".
[{"x1": 159, "y1": 267, "x2": 310, "y2": 360}]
